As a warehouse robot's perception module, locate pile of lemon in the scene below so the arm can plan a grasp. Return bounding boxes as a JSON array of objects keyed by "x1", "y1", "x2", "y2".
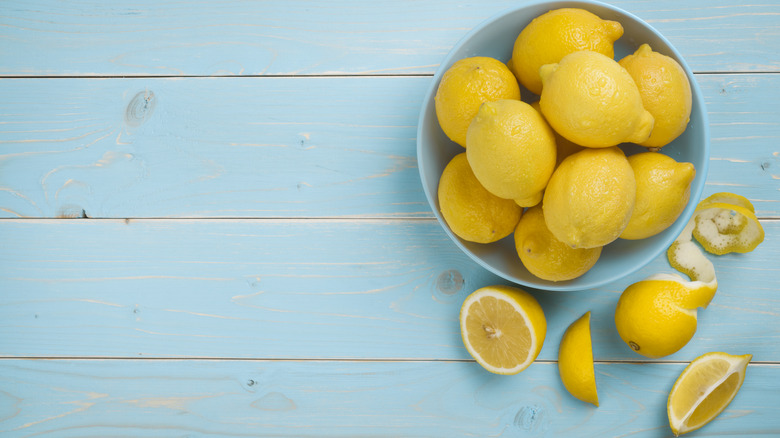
[
  {"x1": 440, "y1": 8, "x2": 768, "y2": 436},
  {"x1": 435, "y1": 8, "x2": 696, "y2": 282}
]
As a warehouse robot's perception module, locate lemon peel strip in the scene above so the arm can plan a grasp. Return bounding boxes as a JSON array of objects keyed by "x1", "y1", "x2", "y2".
[{"x1": 692, "y1": 202, "x2": 764, "y2": 255}]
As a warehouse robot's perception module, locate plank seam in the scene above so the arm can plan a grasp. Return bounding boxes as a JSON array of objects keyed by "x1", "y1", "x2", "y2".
[
  {"x1": 0, "y1": 71, "x2": 779, "y2": 80},
  {"x1": 0, "y1": 357, "x2": 777, "y2": 365}
]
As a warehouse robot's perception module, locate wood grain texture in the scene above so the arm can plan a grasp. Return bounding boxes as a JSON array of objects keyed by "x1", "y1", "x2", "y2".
[
  {"x1": 0, "y1": 74, "x2": 778, "y2": 219},
  {"x1": 1, "y1": 0, "x2": 779, "y2": 76},
  {"x1": 0, "y1": 359, "x2": 777, "y2": 437},
  {"x1": 1, "y1": 219, "x2": 777, "y2": 361}
]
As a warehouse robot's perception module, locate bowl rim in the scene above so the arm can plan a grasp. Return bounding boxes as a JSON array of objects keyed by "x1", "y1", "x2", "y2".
[{"x1": 416, "y1": 0, "x2": 711, "y2": 291}]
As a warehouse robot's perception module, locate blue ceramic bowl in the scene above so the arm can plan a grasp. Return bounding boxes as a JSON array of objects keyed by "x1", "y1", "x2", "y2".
[{"x1": 417, "y1": 0, "x2": 709, "y2": 291}]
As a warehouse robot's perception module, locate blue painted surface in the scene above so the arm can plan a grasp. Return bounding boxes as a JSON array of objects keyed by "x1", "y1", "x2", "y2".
[{"x1": 0, "y1": 1, "x2": 779, "y2": 436}]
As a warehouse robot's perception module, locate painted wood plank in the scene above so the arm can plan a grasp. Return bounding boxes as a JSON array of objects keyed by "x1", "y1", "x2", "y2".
[
  {"x1": 1, "y1": 1, "x2": 778, "y2": 76},
  {"x1": 0, "y1": 74, "x2": 778, "y2": 219},
  {"x1": 0, "y1": 359, "x2": 777, "y2": 437},
  {"x1": 1, "y1": 219, "x2": 777, "y2": 361}
]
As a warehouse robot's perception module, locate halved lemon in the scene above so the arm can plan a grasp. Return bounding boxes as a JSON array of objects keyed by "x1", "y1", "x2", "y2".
[
  {"x1": 460, "y1": 285, "x2": 547, "y2": 375},
  {"x1": 668, "y1": 352, "x2": 752, "y2": 436}
]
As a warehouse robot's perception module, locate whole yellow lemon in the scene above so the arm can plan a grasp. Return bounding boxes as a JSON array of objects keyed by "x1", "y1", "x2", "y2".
[
  {"x1": 615, "y1": 273, "x2": 716, "y2": 358},
  {"x1": 437, "y1": 153, "x2": 523, "y2": 243},
  {"x1": 619, "y1": 44, "x2": 693, "y2": 149},
  {"x1": 466, "y1": 99, "x2": 556, "y2": 206},
  {"x1": 514, "y1": 205, "x2": 601, "y2": 282},
  {"x1": 512, "y1": 8, "x2": 623, "y2": 95},
  {"x1": 620, "y1": 152, "x2": 696, "y2": 240},
  {"x1": 539, "y1": 50, "x2": 655, "y2": 148},
  {"x1": 434, "y1": 56, "x2": 521, "y2": 147},
  {"x1": 543, "y1": 147, "x2": 636, "y2": 249}
]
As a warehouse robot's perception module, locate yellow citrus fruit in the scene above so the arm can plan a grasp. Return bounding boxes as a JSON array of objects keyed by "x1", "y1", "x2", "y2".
[
  {"x1": 620, "y1": 152, "x2": 696, "y2": 240},
  {"x1": 668, "y1": 352, "x2": 752, "y2": 436},
  {"x1": 668, "y1": 192, "x2": 764, "y2": 282},
  {"x1": 514, "y1": 205, "x2": 601, "y2": 282},
  {"x1": 512, "y1": 8, "x2": 623, "y2": 95},
  {"x1": 543, "y1": 147, "x2": 636, "y2": 249},
  {"x1": 698, "y1": 192, "x2": 755, "y2": 212},
  {"x1": 693, "y1": 202, "x2": 764, "y2": 255},
  {"x1": 615, "y1": 273, "x2": 717, "y2": 358},
  {"x1": 435, "y1": 56, "x2": 521, "y2": 147},
  {"x1": 530, "y1": 101, "x2": 585, "y2": 167},
  {"x1": 539, "y1": 50, "x2": 655, "y2": 148},
  {"x1": 437, "y1": 153, "x2": 523, "y2": 243},
  {"x1": 558, "y1": 312, "x2": 598, "y2": 406},
  {"x1": 619, "y1": 44, "x2": 693, "y2": 149},
  {"x1": 460, "y1": 285, "x2": 546, "y2": 375},
  {"x1": 466, "y1": 99, "x2": 557, "y2": 205}
]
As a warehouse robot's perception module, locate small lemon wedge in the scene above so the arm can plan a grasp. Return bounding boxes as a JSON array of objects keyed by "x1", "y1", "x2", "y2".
[
  {"x1": 558, "y1": 311, "x2": 598, "y2": 406},
  {"x1": 668, "y1": 352, "x2": 752, "y2": 436},
  {"x1": 460, "y1": 285, "x2": 546, "y2": 375}
]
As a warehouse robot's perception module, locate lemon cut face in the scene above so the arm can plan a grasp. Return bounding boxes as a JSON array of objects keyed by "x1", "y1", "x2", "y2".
[
  {"x1": 460, "y1": 285, "x2": 546, "y2": 375},
  {"x1": 668, "y1": 352, "x2": 752, "y2": 436}
]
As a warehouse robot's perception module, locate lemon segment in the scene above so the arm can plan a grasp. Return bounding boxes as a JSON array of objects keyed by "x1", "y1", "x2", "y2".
[
  {"x1": 434, "y1": 56, "x2": 521, "y2": 147},
  {"x1": 620, "y1": 152, "x2": 696, "y2": 240},
  {"x1": 511, "y1": 8, "x2": 623, "y2": 95},
  {"x1": 668, "y1": 352, "x2": 752, "y2": 436},
  {"x1": 460, "y1": 285, "x2": 547, "y2": 375},
  {"x1": 615, "y1": 273, "x2": 716, "y2": 358},
  {"x1": 619, "y1": 44, "x2": 693, "y2": 149},
  {"x1": 514, "y1": 205, "x2": 602, "y2": 282},
  {"x1": 558, "y1": 312, "x2": 599, "y2": 406},
  {"x1": 437, "y1": 153, "x2": 523, "y2": 243}
]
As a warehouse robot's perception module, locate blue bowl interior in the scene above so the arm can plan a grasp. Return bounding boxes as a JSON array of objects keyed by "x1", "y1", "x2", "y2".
[{"x1": 417, "y1": 0, "x2": 710, "y2": 291}]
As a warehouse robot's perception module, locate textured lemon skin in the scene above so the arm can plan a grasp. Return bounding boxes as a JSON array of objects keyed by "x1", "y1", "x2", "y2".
[
  {"x1": 514, "y1": 205, "x2": 601, "y2": 282},
  {"x1": 615, "y1": 277, "x2": 715, "y2": 358},
  {"x1": 512, "y1": 8, "x2": 623, "y2": 95},
  {"x1": 530, "y1": 101, "x2": 585, "y2": 167},
  {"x1": 558, "y1": 312, "x2": 599, "y2": 406},
  {"x1": 619, "y1": 44, "x2": 692, "y2": 149},
  {"x1": 667, "y1": 352, "x2": 752, "y2": 436},
  {"x1": 434, "y1": 56, "x2": 521, "y2": 147},
  {"x1": 459, "y1": 285, "x2": 547, "y2": 375},
  {"x1": 438, "y1": 153, "x2": 523, "y2": 243},
  {"x1": 542, "y1": 147, "x2": 636, "y2": 249},
  {"x1": 539, "y1": 50, "x2": 654, "y2": 148},
  {"x1": 620, "y1": 152, "x2": 696, "y2": 240},
  {"x1": 466, "y1": 99, "x2": 557, "y2": 202}
]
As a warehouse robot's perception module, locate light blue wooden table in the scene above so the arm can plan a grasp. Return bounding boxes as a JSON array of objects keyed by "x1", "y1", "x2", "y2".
[{"x1": 1, "y1": 1, "x2": 778, "y2": 436}]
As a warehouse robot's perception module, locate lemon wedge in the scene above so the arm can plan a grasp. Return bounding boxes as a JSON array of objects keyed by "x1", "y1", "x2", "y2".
[
  {"x1": 460, "y1": 285, "x2": 546, "y2": 375},
  {"x1": 558, "y1": 311, "x2": 598, "y2": 406},
  {"x1": 668, "y1": 352, "x2": 752, "y2": 436}
]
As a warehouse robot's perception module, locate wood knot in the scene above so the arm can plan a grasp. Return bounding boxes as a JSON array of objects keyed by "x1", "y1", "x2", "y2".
[
  {"x1": 436, "y1": 269, "x2": 463, "y2": 295},
  {"x1": 125, "y1": 90, "x2": 156, "y2": 127}
]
